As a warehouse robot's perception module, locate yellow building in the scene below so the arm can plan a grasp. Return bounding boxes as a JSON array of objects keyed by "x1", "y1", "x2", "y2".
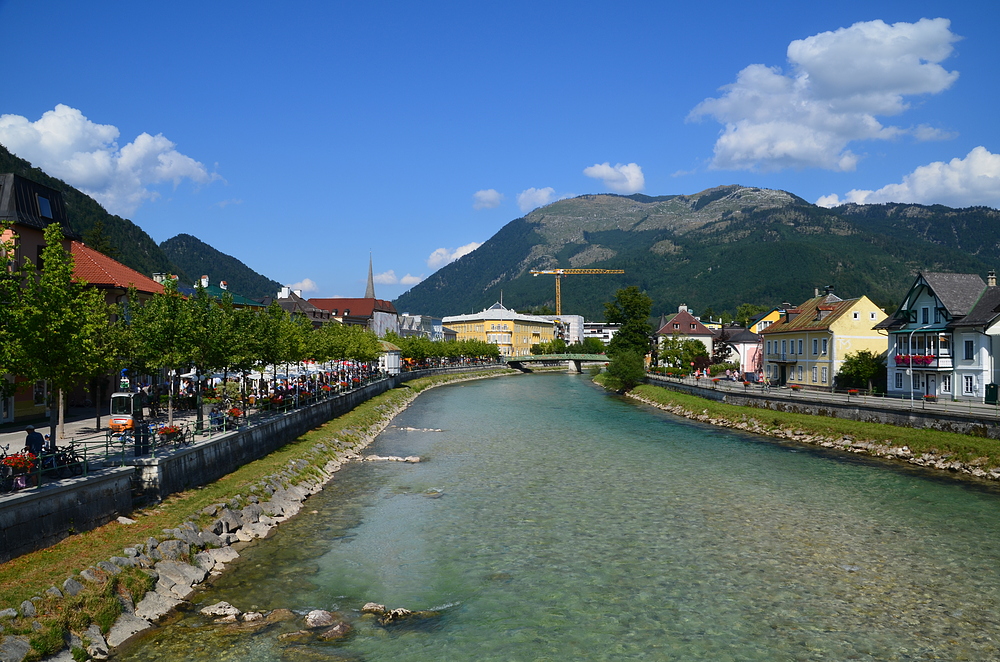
[
  {"x1": 760, "y1": 292, "x2": 887, "y2": 389},
  {"x1": 443, "y1": 303, "x2": 555, "y2": 357},
  {"x1": 749, "y1": 307, "x2": 783, "y2": 334}
]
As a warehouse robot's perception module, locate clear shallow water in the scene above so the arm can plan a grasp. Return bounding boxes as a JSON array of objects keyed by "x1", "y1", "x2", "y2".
[{"x1": 122, "y1": 373, "x2": 1000, "y2": 661}]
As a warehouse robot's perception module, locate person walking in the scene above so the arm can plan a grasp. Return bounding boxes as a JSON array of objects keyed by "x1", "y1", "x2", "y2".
[{"x1": 24, "y1": 425, "x2": 44, "y2": 456}]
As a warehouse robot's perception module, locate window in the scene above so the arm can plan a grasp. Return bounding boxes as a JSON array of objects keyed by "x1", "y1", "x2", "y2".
[
  {"x1": 690, "y1": 324, "x2": 696, "y2": 330},
  {"x1": 934, "y1": 308, "x2": 941, "y2": 323},
  {"x1": 797, "y1": 339, "x2": 803, "y2": 354},
  {"x1": 821, "y1": 367, "x2": 828, "y2": 383},
  {"x1": 37, "y1": 195, "x2": 52, "y2": 219},
  {"x1": 964, "y1": 375, "x2": 975, "y2": 394},
  {"x1": 922, "y1": 307, "x2": 929, "y2": 324},
  {"x1": 912, "y1": 373, "x2": 920, "y2": 389},
  {"x1": 942, "y1": 375, "x2": 951, "y2": 393},
  {"x1": 965, "y1": 340, "x2": 975, "y2": 360},
  {"x1": 940, "y1": 337, "x2": 950, "y2": 356},
  {"x1": 673, "y1": 323, "x2": 679, "y2": 329},
  {"x1": 781, "y1": 340, "x2": 787, "y2": 354},
  {"x1": 812, "y1": 338, "x2": 818, "y2": 355},
  {"x1": 797, "y1": 365, "x2": 803, "y2": 380},
  {"x1": 895, "y1": 372, "x2": 903, "y2": 389},
  {"x1": 812, "y1": 366, "x2": 818, "y2": 383},
  {"x1": 853, "y1": 312, "x2": 860, "y2": 319},
  {"x1": 767, "y1": 341, "x2": 772, "y2": 354},
  {"x1": 821, "y1": 338, "x2": 828, "y2": 355},
  {"x1": 870, "y1": 312, "x2": 878, "y2": 320}
]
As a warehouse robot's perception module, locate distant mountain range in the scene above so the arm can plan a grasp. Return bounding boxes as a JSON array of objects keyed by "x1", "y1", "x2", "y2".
[
  {"x1": 0, "y1": 143, "x2": 280, "y2": 301},
  {"x1": 394, "y1": 186, "x2": 1000, "y2": 320}
]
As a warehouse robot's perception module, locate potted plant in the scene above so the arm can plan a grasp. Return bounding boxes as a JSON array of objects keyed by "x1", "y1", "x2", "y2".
[
  {"x1": 158, "y1": 424, "x2": 181, "y2": 442},
  {"x1": 848, "y1": 389, "x2": 859, "y2": 396},
  {"x1": 789, "y1": 384, "x2": 802, "y2": 391},
  {"x1": 924, "y1": 394, "x2": 938, "y2": 403}
]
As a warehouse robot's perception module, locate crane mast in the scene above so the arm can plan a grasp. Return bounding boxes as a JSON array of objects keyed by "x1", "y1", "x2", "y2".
[{"x1": 530, "y1": 268, "x2": 625, "y2": 316}]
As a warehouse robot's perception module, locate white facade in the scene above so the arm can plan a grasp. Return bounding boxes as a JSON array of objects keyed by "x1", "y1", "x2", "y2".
[{"x1": 583, "y1": 322, "x2": 620, "y2": 347}]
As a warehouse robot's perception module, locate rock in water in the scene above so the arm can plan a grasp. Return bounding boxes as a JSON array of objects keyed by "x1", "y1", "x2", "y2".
[
  {"x1": 304, "y1": 609, "x2": 337, "y2": 628},
  {"x1": 317, "y1": 622, "x2": 353, "y2": 641},
  {"x1": 200, "y1": 601, "x2": 242, "y2": 618}
]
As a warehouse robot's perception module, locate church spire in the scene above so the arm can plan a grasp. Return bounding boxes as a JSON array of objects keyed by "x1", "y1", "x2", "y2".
[{"x1": 365, "y1": 253, "x2": 376, "y2": 299}]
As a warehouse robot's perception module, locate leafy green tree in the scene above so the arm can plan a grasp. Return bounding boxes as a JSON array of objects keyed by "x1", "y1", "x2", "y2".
[
  {"x1": 836, "y1": 349, "x2": 887, "y2": 392},
  {"x1": 735, "y1": 303, "x2": 767, "y2": 328},
  {"x1": 605, "y1": 286, "x2": 653, "y2": 359},
  {"x1": 660, "y1": 335, "x2": 710, "y2": 371},
  {"x1": 17, "y1": 222, "x2": 114, "y2": 441},
  {"x1": 604, "y1": 350, "x2": 646, "y2": 392},
  {"x1": 0, "y1": 222, "x2": 25, "y2": 401},
  {"x1": 83, "y1": 219, "x2": 120, "y2": 259}
]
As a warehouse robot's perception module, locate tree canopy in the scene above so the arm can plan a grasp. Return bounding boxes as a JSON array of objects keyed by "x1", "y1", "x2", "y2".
[{"x1": 605, "y1": 286, "x2": 653, "y2": 359}]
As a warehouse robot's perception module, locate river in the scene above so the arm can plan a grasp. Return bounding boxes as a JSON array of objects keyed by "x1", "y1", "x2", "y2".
[{"x1": 120, "y1": 372, "x2": 1000, "y2": 661}]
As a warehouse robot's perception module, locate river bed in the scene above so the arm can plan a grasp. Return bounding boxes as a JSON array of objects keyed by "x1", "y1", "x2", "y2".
[{"x1": 120, "y1": 372, "x2": 1000, "y2": 661}]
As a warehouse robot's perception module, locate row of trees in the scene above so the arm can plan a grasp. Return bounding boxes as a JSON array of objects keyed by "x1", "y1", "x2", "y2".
[
  {"x1": 383, "y1": 332, "x2": 499, "y2": 364},
  {"x1": 2, "y1": 223, "x2": 388, "y2": 438}
]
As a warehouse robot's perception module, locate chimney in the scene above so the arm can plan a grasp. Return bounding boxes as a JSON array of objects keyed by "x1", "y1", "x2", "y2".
[
  {"x1": 294, "y1": 289, "x2": 302, "y2": 298},
  {"x1": 678, "y1": 304, "x2": 688, "y2": 313},
  {"x1": 200, "y1": 275, "x2": 209, "y2": 288},
  {"x1": 989, "y1": 270, "x2": 997, "y2": 287},
  {"x1": 220, "y1": 280, "x2": 228, "y2": 290},
  {"x1": 814, "y1": 287, "x2": 820, "y2": 297},
  {"x1": 152, "y1": 273, "x2": 166, "y2": 283},
  {"x1": 278, "y1": 286, "x2": 290, "y2": 298}
]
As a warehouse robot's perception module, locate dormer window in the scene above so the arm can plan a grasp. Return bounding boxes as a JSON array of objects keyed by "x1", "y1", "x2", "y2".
[
  {"x1": 673, "y1": 323, "x2": 679, "y2": 329},
  {"x1": 37, "y1": 195, "x2": 52, "y2": 219},
  {"x1": 690, "y1": 324, "x2": 696, "y2": 330}
]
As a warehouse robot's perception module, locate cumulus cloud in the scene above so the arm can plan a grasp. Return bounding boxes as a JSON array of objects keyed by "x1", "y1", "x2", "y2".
[
  {"x1": 583, "y1": 162, "x2": 645, "y2": 193},
  {"x1": 689, "y1": 18, "x2": 960, "y2": 172},
  {"x1": 287, "y1": 278, "x2": 318, "y2": 293},
  {"x1": 517, "y1": 187, "x2": 557, "y2": 212},
  {"x1": 816, "y1": 147, "x2": 1000, "y2": 209},
  {"x1": 427, "y1": 241, "x2": 482, "y2": 270},
  {"x1": 0, "y1": 104, "x2": 219, "y2": 215},
  {"x1": 473, "y1": 189, "x2": 503, "y2": 209},
  {"x1": 373, "y1": 270, "x2": 424, "y2": 285}
]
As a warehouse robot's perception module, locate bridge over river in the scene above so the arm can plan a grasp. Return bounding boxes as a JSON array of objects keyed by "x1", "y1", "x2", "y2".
[{"x1": 502, "y1": 353, "x2": 608, "y2": 373}]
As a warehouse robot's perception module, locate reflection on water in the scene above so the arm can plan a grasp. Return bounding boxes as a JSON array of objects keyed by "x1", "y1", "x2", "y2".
[{"x1": 121, "y1": 373, "x2": 1000, "y2": 661}]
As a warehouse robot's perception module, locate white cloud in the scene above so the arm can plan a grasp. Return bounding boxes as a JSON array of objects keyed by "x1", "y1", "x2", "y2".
[
  {"x1": 427, "y1": 241, "x2": 482, "y2": 269},
  {"x1": 0, "y1": 104, "x2": 220, "y2": 215},
  {"x1": 373, "y1": 270, "x2": 399, "y2": 284},
  {"x1": 689, "y1": 18, "x2": 960, "y2": 172},
  {"x1": 213, "y1": 198, "x2": 243, "y2": 208},
  {"x1": 583, "y1": 162, "x2": 645, "y2": 193},
  {"x1": 473, "y1": 189, "x2": 503, "y2": 209},
  {"x1": 816, "y1": 147, "x2": 1000, "y2": 209},
  {"x1": 287, "y1": 278, "x2": 319, "y2": 293},
  {"x1": 372, "y1": 270, "x2": 424, "y2": 286},
  {"x1": 517, "y1": 187, "x2": 556, "y2": 212}
]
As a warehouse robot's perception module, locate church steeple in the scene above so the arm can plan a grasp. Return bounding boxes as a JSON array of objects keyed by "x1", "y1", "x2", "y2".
[{"x1": 364, "y1": 253, "x2": 376, "y2": 299}]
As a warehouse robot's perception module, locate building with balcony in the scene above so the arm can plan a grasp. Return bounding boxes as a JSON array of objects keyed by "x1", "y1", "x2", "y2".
[
  {"x1": 443, "y1": 303, "x2": 555, "y2": 356},
  {"x1": 875, "y1": 271, "x2": 1000, "y2": 401},
  {"x1": 760, "y1": 291, "x2": 887, "y2": 389}
]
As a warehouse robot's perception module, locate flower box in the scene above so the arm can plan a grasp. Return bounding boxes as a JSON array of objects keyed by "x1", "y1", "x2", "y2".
[
  {"x1": 2, "y1": 452, "x2": 36, "y2": 474},
  {"x1": 228, "y1": 407, "x2": 243, "y2": 418},
  {"x1": 789, "y1": 385, "x2": 802, "y2": 391},
  {"x1": 848, "y1": 389, "x2": 859, "y2": 396},
  {"x1": 924, "y1": 394, "x2": 938, "y2": 402}
]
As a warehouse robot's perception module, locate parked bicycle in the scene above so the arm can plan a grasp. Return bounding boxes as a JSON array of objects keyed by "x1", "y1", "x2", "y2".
[{"x1": 40, "y1": 443, "x2": 86, "y2": 479}]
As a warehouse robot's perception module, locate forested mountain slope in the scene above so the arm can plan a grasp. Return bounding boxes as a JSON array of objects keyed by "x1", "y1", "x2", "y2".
[
  {"x1": 394, "y1": 186, "x2": 1000, "y2": 320},
  {"x1": 160, "y1": 233, "x2": 283, "y2": 300}
]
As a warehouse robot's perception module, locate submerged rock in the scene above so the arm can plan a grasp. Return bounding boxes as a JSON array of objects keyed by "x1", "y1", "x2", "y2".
[{"x1": 304, "y1": 609, "x2": 338, "y2": 628}]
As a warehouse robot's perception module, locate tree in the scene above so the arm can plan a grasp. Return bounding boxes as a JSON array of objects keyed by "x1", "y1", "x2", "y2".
[
  {"x1": 0, "y1": 222, "x2": 25, "y2": 401},
  {"x1": 836, "y1": 349, "x2": 886, "y2": 392},
  {"x1": 711, "y1": 327, "x2": 733, "y2": 364},
  {"x1": 660, "y1": 335, "x2": 710, "y2": 371},
  {"x1": 17, "y1": 222, "x2": 114, "y2": 441},
  {"x1": 130, "y1": 279, "x2": 193, "y2": 425},
  {"x1": 605, "y1": 286, "x2": 652, "y2": 359},
  {"x1": 604, "y1": 350, "x2": 646, "y2": 392},
  {"x1": 735, "y1": 303, "x2": 767, "y2": 328}
]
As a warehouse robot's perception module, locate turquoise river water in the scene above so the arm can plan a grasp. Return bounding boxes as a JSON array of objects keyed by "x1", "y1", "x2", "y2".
[{"x1": 120, "y1": 373, "x2": 1000, "y2": 661}]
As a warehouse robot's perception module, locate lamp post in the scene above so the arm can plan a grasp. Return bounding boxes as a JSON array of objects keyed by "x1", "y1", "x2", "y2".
[{"x1": 907, "y1": 323, "x2": 935, "y2": 407}]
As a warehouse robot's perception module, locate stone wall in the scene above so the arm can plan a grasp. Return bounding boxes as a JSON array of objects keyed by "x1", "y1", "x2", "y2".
[
  {"x1": 0, "y1": 468, "x2": 134, "y2": 563},
  {"x1": 645, "y1": 375, "x2": 1000, "y2": 439}
]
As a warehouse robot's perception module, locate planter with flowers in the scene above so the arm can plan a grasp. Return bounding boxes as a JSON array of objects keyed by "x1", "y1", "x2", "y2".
[
  {"x1": 848, "y1": 389, "x2": 859, "y2": 396},
  {"x1": 924, "y1": 394, "x2": 938, "y2": 403},
  {"x1": 3, "y1": 451, "x2": 36, "y2": 475},
  {"x1": 789, "y1": 384, "x2": 802, "y2": 392},
  {"x1": 158, "y1": 424, "x2": 181, "y2": 443}
]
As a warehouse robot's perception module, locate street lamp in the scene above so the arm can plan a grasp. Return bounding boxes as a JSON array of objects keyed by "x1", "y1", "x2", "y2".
[{"x1": 907, "y1": 323, "x2": 935, "y2": 407}]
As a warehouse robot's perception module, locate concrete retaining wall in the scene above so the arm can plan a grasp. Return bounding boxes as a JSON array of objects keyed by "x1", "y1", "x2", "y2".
[
  {"x1": 646, "y1": 375, "x2": 1000, "y2": 439},
  {"x1": 0, "y1": 468, "x2": 134, "y2": 563}
]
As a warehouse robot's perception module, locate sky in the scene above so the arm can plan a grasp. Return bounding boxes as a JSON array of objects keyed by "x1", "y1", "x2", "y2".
[{"x1": 1, "y1": 0, "x2": 998, "y2": 302}]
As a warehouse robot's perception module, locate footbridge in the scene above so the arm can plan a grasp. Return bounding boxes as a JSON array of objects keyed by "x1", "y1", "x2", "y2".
[{"x1": 503, "y1": 354, "x2": 608, "y2": 373}]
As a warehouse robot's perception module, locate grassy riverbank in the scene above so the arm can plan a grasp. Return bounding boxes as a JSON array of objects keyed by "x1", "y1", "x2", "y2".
[
  {"x1": 624, "y1": 379, "x2": 1000, "y2": 469},
  {"x1": 0, "y1": 369, "x2": 513, "y2": 660}
]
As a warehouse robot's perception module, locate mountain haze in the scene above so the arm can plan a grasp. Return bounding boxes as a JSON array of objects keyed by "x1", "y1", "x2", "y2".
[{"x1": 394, "y1": 186, "x2": 1000, "y2": 320}]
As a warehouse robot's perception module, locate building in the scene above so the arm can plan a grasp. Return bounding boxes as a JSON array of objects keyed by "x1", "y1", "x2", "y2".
[
  {"x1": 443, "y1": 303, "x2": 555, "y2": 356},
  {"x1": 760, "y1": 291, "x2": 887, "y2": 389},
  {"x1": 583, "y1": 322, "x2": 620, "y2": 347},
  {"x1": 260, "y1": 286, "x2": 333, "y2": 328},
  {"x1": 398, "y1": 314, "x2": 446, "y2": 341},
  {"x1": 712, "y1": 325, "x2": 761, "y2": 378},
  {"x1": 875, "y1": 271, "x2": 1000, "y2": 401},
  {"x1": 537, "y1": 314, "x2": 584, "y2": 344},
  {"x1": 749, "y1": 307, "x2": 783, "y2": 334},
  {"x1": 308, "y1": 257, "x2": 399, "y2": 337},
  {"x1": 655, "y1": 305, "x2": 716, "y2": 355}
]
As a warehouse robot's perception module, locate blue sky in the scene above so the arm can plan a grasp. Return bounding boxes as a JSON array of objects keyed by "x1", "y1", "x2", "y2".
[{"x1": 1, "y1": 1, "x2": 998, "y2": 301}]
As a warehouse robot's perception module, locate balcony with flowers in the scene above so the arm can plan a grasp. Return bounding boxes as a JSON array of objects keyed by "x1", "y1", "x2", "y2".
[{"x1": 893, "y1": 354, "x2": 947, "y2": 368}]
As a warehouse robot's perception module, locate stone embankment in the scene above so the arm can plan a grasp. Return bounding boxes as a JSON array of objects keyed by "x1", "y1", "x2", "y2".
[
  {"x1": 0, "y1": 369, "x2": 506, "y2": 662},
  {"x1": 629, "y1": 392, "x2": 1000, "y2": 482}
]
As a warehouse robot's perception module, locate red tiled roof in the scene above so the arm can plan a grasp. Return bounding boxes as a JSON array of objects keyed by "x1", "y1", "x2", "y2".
[
  {"x1": 70, "y1": 241, "x2": 164, "y2": 295},
  {"x1": 308, "y1": 297, "x2": 397, "y2": 317}
]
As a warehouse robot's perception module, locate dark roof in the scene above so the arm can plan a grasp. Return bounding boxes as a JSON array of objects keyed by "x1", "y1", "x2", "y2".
[
  {"x1": 0, "y1": 173, "x2": 78, "y2": 237},
  {"x1": 260, "y1": 290, "x2": 335, "y2": 327},
  {"x1": 309, "y1": 297, "x2": 398, "y2": 317},
  {"x1": 922, "y1": 272, "x2": 986, "y2": 317},
  {"x1": 714, "y1": 325, "x2": 759, "y2": 343},
  {"x1": 952, "y1": 286, "x2": 1000, "y2": 328},
  {"x1": 655, "y1": 309, "x2": 714, "y2": 336}
]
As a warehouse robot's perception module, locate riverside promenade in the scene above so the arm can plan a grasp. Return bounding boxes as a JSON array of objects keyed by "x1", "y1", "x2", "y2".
[{"x1": 647, "y1": 372, "x2": 1000, "y2": 438}]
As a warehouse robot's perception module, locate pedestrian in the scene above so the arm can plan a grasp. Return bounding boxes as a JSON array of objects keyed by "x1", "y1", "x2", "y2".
[{"x1": 24, "y1": 425, "x2": 44, "y2": 456}]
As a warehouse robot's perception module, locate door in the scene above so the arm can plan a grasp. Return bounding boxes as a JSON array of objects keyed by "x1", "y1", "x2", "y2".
[
  {"x1": 927, "y1": 376, "x2": 936, "y2": 396},
  {"x1": 779, "y1": 365, "x2": 787, "y2": 386}
]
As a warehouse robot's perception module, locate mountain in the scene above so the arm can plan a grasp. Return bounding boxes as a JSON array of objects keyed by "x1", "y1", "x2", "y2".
[
  {"x1": 393, "y1": 185, "x2": 1000, "y2": 320},
  {"x1": 0, "y1": 142, "x2": 188, "y2": 282},
  {"x1": 160, "y1": 233, "x2": 282, "y2": 300}
]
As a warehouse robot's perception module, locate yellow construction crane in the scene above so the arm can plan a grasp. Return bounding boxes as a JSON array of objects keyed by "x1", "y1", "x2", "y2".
[{"x1": 530, "y1": 268, "x2": 625, "y2": 315}]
